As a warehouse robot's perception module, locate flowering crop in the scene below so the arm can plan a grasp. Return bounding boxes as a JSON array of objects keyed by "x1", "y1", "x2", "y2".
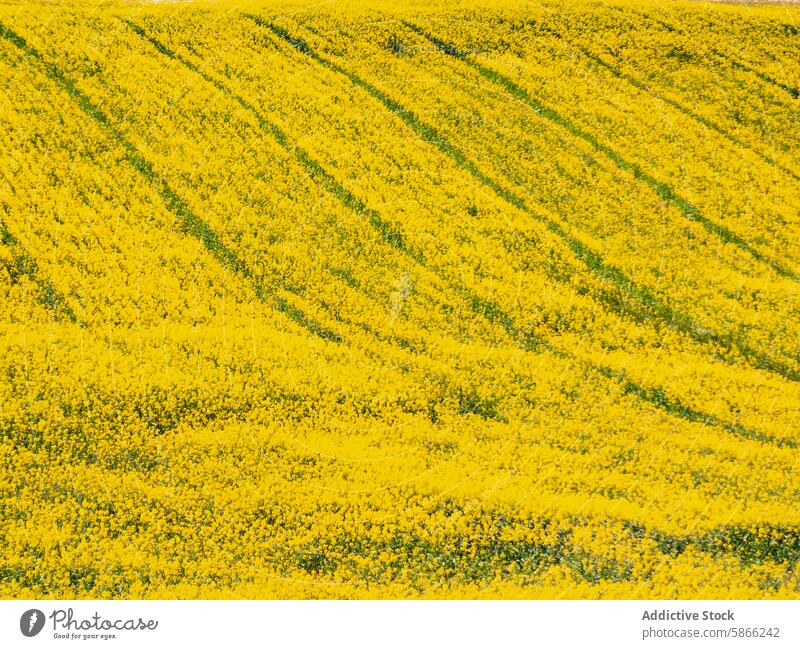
[{"x1": 1, "y1": 0, "x2": 799, "y2": 599}]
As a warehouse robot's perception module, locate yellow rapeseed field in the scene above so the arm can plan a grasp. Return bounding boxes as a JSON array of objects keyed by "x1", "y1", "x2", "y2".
[{"x1": 1, "y1": 0, "x2": 799, "y2": 598}]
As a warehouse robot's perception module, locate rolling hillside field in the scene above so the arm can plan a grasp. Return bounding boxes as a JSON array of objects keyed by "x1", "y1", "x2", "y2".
[{"x1": 1, "y1": 0, "x2": 800, "y2": 598}]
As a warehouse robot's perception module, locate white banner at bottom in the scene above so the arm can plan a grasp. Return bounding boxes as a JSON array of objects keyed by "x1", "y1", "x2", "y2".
[{"x1": 0, "y1": 600, "x2": 797, "y2": 648}]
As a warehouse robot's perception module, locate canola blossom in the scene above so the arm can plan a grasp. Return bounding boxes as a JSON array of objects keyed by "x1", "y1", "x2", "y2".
[{"x1": 0, "y1": 0, "x2": 799, "y2": 599}]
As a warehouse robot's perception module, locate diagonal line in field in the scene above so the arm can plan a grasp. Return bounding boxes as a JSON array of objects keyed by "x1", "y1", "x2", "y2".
[
  {"x1": 726, "y1": 56, "x2": 800, "y2": 101},
  {"x1": 0, "y1": 217, "x2": 85, "y2": 326},
  {"x1": 640, "y1": 10, "x2": 800, "y2": 101},
  {"x1": 252, "y1": 16, "x2": 800, "y2": 385},
  {"x1": 593, "y1": 364, "x2": 797, "y2": 448},
  {"x1": 0, "y1": 21, "x2": 341, "y2": 344},
  {"x1": 526, "y1": 18, "x2": 800, "y2": 185},
  {"x1": 403, "y1": 21, "x2": 799, "y2": 283},
  {"x1": 574, "y1": 45, "x2": 800, "y2": 186}
]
